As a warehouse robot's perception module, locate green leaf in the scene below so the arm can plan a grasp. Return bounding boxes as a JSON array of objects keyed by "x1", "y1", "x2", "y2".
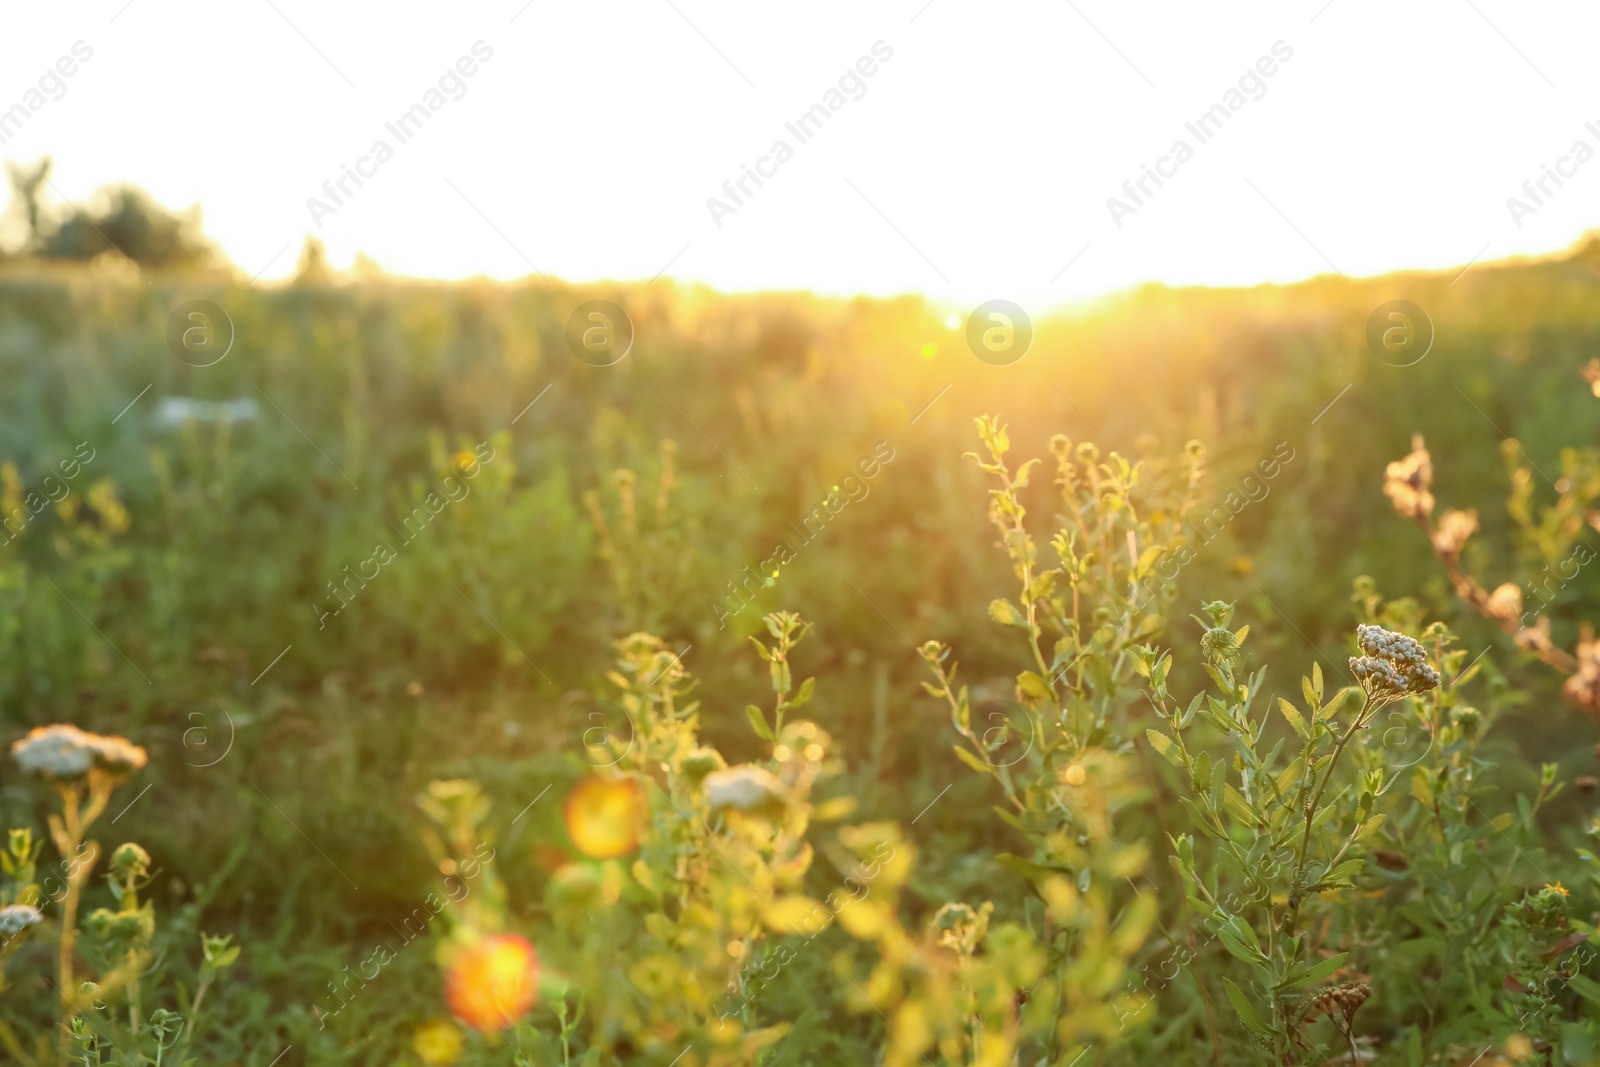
[
  {"x1": 1218, "y1": 929, "x2": 1261, "y2": 965},
  {"x1": 1278, "y1": 697, "x2": 1310, "y2": 741},
  {"x1": 1281, "y1": 951, "x2": 1348, "y2": 990},
  {"x1": 1318, "y1": 858, "x2": 1364, "y2": 887},
  {"x1": 996, "y1": 852, "x2": 1071, "y2": 883},
  {"x1": 1302, "y1": 674, "x2": 1319, "y2": 711},
  {"x1": 1224, "y1": 978, "x2": 1273, "y2": 1036},
  {"x1": 790, "y1": 676, "x2": 816, "y2": 708},
  {"x1": 952, "y1": 745, "x2": 994, "y2": 776},
  {"x1": 1146, "y1": 728, "x2": 1183, "y2": 768},
  {"x1": 1320, "y1": 687, "x2": 1357, "y2": 721},
  {"x1": 1192, "y1": 751, "x2": 1212, "y2": 795},
  {"x1": 1568, "y1": 973, "x2": 1600, "y2": 1005},
  {"x1": 1016, "y1": 671, "x2": 1053, "y2": 703},
  {"x1": 1178, "y1": 797, "x2": 1225, "y2": 839},
  {"x1": 988, "y1": 598, "x2": 1025, "y2": 628},
  {"x1": 747, "y1": 637, "x2": 772, "y2": 661},
  {"x1": 1312, "y1": 661, "x2": 1324, "y2": 702},
  {"x1": 1222, "y1": 784, "x2": 1257, "y2": 828},
  {"x1": 746, "y1": 704, "x2": 773, "y2": 740}
]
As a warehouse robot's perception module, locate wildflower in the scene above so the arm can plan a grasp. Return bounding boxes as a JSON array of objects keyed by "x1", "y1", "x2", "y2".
[
  {"x1": 10, "y1": 724, "x2": 148, "y2": 781},
  {"x1": 0, "y1": 904, "x2": 43, "y2": 936},
  {"x1": 1307, "y1": 980, "x2": 1370, "y2": 1026},
  {"x1": 1430, "y1": 508, "x2": 1478, "y2": 556},
  {"x1": 444, "y1": 934, "x2": 539, "y2": 1032},
  {"x1": 704, "y1": 765, "x2": 785, "y2": 813},
  {"x1": 413, "y1": 1019, "x2": 464, "y2": 1066},
  {"x1": 679, "y1": 747, "x2": 727, "y2": 779},
  {"x1": 1484, "y1": 582, "x2": 1524, "y2": 629},
  {"x1": 1452, "y1": 705, "x2": 1482, "y2": 738},
  {"x1": 1583, "y1": 357, "x2": 1600, "y2": 398},
  {"x1": 84, "y1": 906, "x2": 154, "y2": 956},
  {"x1": 1200, "y1": 626, "x2": 1238, "y2": 664},
  {"x1": 930, "y1": 902, "x2": 988, "y2": 955},
  {"x1": 1383, "y1": 436, "x2": 1434, "y2": 521},
  {"x1": 563, "y1": 776, "x2": 646, "y2": 859},
  {"x1": 1545, "y1": 881, "x2": 1570, "y2": 897},
  {"x1": 1563, "y1": 633, "x2": 1600, "y2": 717},
  {"x1": 1349, "y1": 625, "x2": 1440, "y2": 703},
  {"x1": 110, "y1": 842, "x2": 151, "y2": 881}
]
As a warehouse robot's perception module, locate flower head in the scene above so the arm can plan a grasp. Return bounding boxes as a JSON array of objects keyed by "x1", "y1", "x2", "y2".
[
  {"x1": 413, "y1": 1019, "x2": 464, "y2": 1066},
  {"x1": 704, "y1": 765, "x2": 785, "y2": 813},
  {"x1": 1383, "y1": 437, "x2": 1434, "y2": 521},
  {"x1": 563, "y1": 776, "x2": 645, "y2": 859},
  {"x1": 0, "y1": 904, "x2": 43, "y2": 936},
  {"x1": 1431, "y1": 508, "x2": 1478, "y2": 557},
  {"x1": 1564, "y1": 633, "x2": 1600, "y2": 718},
  {"x1": 444, "y1": 934, "x2": 539, "y2": 1032},
  {"x1": 10, "y1": 725, "x2": 147, "y2": 781},
  {"x1": 1349, "y1": 625, "x2": 1440, "y2": 703},
  {"x1": 110, "y1": 842, "x2": 151, "y2": 881}
]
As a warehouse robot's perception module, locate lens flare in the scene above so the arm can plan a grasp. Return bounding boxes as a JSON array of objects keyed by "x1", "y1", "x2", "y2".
[
  {"x1": 444, "y1": 934, "x2": 539, "y2": 1032},
  {"x1": 563, "y1": 775, "x2": 646, "y2": 859}
]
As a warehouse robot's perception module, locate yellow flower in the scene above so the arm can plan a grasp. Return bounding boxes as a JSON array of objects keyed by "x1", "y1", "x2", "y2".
[
  {"x1": 412, "y1": 1018, "x2": 463, "y2": 1066},
  {"x1": 1545, "y1": 881, "x2": 1569, "y2": 897},
  {"x1": 563, "y1": 776, "x2": 646, "y2": 859},
  {"x1": 444, "y1": 934, "x2": 539, "y2": 1032}
]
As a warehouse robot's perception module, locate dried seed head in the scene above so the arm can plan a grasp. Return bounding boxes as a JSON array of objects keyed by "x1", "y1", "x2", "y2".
[
  {"x1": 1308, "y1": 980, "x2": 1370, "y2": 1023},
  {"x1": 1485, "y1": 582, "x2": 1524, "y2": 628},
  {"x1": 1563, "y1": 634, "x2": 1600, "y2": 719},
  {"x1": 1383, "y1": 437, "x2": 1434, "y2": 521},
  {"x1": 1431, "y1": 509, "x2": 1479, "y2": 557}
]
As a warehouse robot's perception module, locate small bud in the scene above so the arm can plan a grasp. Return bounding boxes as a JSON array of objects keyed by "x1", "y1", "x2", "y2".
[{"x1": 110, "y1": 842, "x2": 151, "y2": 881}]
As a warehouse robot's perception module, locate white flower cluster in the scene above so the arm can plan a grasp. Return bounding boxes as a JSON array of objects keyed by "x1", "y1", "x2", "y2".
[
  {"x1": 10, "y1": 724, "x2": 148, "y2": 780},
  {"x1": 704, "y1": 765, "x2": 785, "y2": 812},
  {"x1": 0, "y1": 904, "x2": 42, "y2": 935},
  {"x1": 1349, "y1": 625, "x2": 1440, "y2": 700}
]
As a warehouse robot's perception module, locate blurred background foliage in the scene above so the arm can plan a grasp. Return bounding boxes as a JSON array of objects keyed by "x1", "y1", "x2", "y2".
[{"x1": 0, "y1": 165, "x2": 1596, "y2": 1063}]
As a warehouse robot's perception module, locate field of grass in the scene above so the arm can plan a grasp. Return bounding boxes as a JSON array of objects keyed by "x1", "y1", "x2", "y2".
[{"x1": 1, "y1": 237, "x2": 1599, "y2": 1065}]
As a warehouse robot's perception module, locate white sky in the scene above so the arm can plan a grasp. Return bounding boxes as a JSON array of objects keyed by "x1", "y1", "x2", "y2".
[{"x1": 2, "y1": 0, "x2": 1598, "y2": 310}]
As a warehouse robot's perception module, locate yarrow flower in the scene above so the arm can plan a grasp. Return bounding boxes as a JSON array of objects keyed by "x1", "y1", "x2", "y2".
[
  {"x1": 10, "y1": 724, "x2": 148, "y2": 781},
  {"x1": 0, "y1": 904, "x2": 43, "y2": 936},
  {"x1": 704, "y1": 765, "x2": 785, "y2": 813},
  {"x1": 1349, "y1": 625, "x2": 1440, "y2": 702}
]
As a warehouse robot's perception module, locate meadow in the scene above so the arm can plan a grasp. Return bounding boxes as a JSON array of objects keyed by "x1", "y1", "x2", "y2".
[{"x1": 0, "y1": 227, "x2": 1599, "y2": 1065}]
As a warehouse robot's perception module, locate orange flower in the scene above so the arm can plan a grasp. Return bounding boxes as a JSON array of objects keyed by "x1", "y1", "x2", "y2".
[
  {"x1": 563, "y1": 776, "x2": 646, "y2": 859},
  {"x1": 1545, "y1": 881, "x2": 1570, "y2": 897},
  {"x1": 444, "y1": 934, "x2": 539, "y2": 1032}
]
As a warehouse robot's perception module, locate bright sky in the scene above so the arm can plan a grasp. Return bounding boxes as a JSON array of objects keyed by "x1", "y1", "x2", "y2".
[{"x1": 3, "y1": 0, "x2": 1598, "y2": 310}]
